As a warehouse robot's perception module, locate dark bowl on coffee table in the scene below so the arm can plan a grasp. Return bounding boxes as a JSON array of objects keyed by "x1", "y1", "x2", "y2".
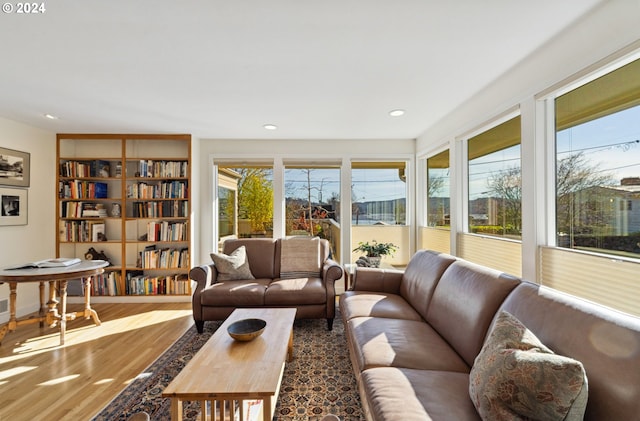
[{"x1": 227, "y1": 318, "x2": 267, "y2": 341}]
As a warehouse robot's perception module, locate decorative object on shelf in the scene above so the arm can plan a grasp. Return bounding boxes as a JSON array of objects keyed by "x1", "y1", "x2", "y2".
[
  {"x1": 353, "y1": 240, "x2": 398, "y2": 268},
  {"x1": 111, "y1": 202, "x2": 121, "y2": 217},
  {"x1": 85, "y1": 247, "x2": 111, "y2": 265},
  {"x1": 0, "y1": 146, "x2": 30, "y2": 187},
  {"x1": 0, "y1": 187, "x2": 27, "y2": 226},
  {"x1": 227, "y1": 318, "x2": 267, "y2": 341}
]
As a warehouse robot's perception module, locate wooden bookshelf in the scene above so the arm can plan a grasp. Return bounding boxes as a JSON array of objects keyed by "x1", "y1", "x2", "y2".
[{"x1": 56, "y1": 134, "x2": 192, "y2": 298}]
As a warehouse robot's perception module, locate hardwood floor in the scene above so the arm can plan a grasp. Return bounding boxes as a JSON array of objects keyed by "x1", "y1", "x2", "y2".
[{"x1": 0, "y1": 302, "x2": 193, "y2": 421}]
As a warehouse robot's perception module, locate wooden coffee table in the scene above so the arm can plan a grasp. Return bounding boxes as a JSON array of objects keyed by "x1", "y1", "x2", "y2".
[{"x1": 162, "y1": 307, "x2": 297, "y2": 421}]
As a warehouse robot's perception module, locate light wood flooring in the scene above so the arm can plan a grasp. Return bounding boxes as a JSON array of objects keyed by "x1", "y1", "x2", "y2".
[{"x1": 0, "y1": 302, "x2": 193, "y2": 421}]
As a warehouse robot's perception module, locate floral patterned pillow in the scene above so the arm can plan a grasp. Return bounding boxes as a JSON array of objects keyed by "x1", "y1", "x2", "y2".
[
  {"x1": 469, "y1": 311, "x2": 588, "y2": 421},
  {"x1": 210, "y1": 246, "x2": 255, "y2": 281}
]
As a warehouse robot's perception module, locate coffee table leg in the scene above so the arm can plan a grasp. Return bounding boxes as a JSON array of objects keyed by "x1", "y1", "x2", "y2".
[
  {"x1": 171, "y1": 398, "x2": 183, "y2": 421},
  {"x1": 287, "y1": 328, "x2": 294, "y2": 362},
  {"x1": 199, "y1": 400, "x2": 206, "y2": 421},
  {"x1": 263, "y1": 398, "x2": 272, "y2": 421}
]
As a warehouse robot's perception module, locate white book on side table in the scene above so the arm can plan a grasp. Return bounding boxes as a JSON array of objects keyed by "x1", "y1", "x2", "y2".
[{"x1": 5, "y1": 257, "x2": 82, "y2": 270}]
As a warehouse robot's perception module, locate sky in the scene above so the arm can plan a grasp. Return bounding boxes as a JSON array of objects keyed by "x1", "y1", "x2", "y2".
[
  {"x1": 556, "y1": 104, "x2": 640, "y2": 183},
  {"x1": 284, "y1": 168, "x2": 407, "y2": 203}
]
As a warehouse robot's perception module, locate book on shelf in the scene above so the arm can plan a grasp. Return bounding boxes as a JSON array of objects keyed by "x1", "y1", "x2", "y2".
[
  {"x1": 125, "y1": 273, "x2": 190, "y2": 295},
  {"x1": 59, "y1": 219, "x2": 110, "y2": 242},
  {"x1": 60, "y1": 180, "x2": 108, "y2": 199},
  {"x1": 5, "y1": 257, "x2": 82, "y2": 270},
  {"x1": 82, "y1": 202, "x2": 108, "y2": 217},
  {"x1": 91, "y1": 222, "x2": 106, "y2": 242},
  {"x1": 61, "y1": 160, "x2": 114, "y2": 178}
]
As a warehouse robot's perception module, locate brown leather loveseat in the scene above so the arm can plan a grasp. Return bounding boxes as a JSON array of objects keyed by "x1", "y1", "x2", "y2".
[
  {"x1": 190, "y1": 237, "x2": 343, "y2": 333},
  {"x1": 340, "y1": 250, "x2": 640, "y2": 420}
]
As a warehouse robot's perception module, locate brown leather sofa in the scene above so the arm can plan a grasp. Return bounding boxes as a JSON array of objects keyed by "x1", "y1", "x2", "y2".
[
  {"x1": 190, "y1": 237, "x2": 343, "y2": 333},
  {"x1": 340, "y1": 250, "x2": 640, "y2": 421}
]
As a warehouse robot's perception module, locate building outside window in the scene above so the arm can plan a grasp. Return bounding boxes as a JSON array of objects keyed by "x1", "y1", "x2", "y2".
[
  {"x1": 467, "y1": 116, "x2": 522, "y2": 239},
  {"x1": 217, "y1": 165, "x2": 274, "y2": 239},
  {"x1": 217, "y1": 168, "x2": 240, "y2": 243},
  {"x1": 555, "y1": 58, "x2": 640, "y2": 258}
]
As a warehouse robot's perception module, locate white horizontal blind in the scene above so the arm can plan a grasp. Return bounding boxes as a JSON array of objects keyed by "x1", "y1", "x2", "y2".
[
  {"x1": 540, "y1": 246, "x2": 640, "y2": 317},
  {"x1": 458, "y1": 233, "x2": 522, "y2": 277},
  {"x1": 420, "y1": 227, "x2": 451, "y2": 254}
]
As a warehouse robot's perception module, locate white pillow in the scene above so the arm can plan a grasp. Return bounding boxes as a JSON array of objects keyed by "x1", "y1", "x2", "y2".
[{"x1": 210, "y1": 246, "x2": 255, "y2": 281}]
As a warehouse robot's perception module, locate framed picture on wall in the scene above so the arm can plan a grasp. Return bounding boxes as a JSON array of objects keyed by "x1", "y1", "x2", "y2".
[
  {"x1": 0, "y1": 147, "x2": 30, "y2": 187},
  {"x1": 0, "y1": 187, "x2": 27, "y2": 226}
]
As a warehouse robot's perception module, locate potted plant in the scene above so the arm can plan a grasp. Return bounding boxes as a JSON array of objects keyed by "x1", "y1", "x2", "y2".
[{"x1": 353, "y1": 240, "x2": 398, "y2": 267}]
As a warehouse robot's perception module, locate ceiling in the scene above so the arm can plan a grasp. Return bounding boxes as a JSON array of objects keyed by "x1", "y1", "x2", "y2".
[{"x1": 0, "y1": 0, "x2": 603, "y2": 140}]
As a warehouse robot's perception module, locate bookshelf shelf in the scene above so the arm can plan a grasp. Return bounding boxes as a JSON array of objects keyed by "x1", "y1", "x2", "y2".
[{"x1": 56, "y1": 134, "x2": 192, "y2": 298}]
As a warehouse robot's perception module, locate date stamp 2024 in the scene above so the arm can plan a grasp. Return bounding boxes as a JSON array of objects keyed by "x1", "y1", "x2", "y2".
[{"x1": 2, "y1": 2, "x2": 46, "y2": 14}]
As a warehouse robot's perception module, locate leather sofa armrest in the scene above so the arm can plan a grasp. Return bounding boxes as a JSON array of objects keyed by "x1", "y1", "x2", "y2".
[
  {"x1": 190, "y1": 263, "x2": 218, "y2": 295},
  {"x1": 352, "y1": 266, "x2": 404, "y2": 293},
  {"x1": 322, "y1": 258, "x2": 343, "y2": 284},
  {"x1": 190, "y1": 263, "x2": 218, "y2": 330}
]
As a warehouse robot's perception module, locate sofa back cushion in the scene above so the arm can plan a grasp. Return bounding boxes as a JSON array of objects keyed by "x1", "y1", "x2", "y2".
[
  {"x1": 498, "y1": 281, "x2": 640, "y2": 421},
  {"x1": 223, "y1": 238, "x2": 278, "y2": 279},
  {"x1": 279, "y1": 237, "x2": 328, "y2": 279},
  {"x1": 425, "y1": 260, "x2": 521, "y2": 367},
  {"x1": 399, "y1": 250, "x2": 457, "y2": 320}
]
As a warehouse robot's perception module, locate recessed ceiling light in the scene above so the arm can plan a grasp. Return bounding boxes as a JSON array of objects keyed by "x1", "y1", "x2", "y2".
[
  {"x1": 263, "y1": 124, "x2": 278, "y2": 130},
  {"x1": 44, "y1": 113, "x2": 59, "y2": 120},
  {"x1": 389, "y1": 109, "x2": 405, "y2": 117}
]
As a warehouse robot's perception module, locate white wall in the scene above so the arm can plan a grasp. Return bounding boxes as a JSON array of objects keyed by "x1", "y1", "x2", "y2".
[
  {"x1": 192, "y1": 138, "x2": 415, "y2": 265},
  {"x1": 417, "y1": 0, "x2": 640, "y2": 151},
  {"x1": 0, "y1": 117, "x2": 56, "y2": 323}
]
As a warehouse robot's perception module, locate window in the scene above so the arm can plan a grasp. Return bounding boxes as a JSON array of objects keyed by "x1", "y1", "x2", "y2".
[
  {"x1": 351, "y1": 162, "x2": 407, "y2": 225},
  {"x1": 350, "y1": 161, "x2": 409, "y2": 267},
  {"x1": 467, "y1": 116, "x2": 522, "y2": 239},
  {"x1": 555, "y1": 58, "x2": 640, "y2": 258},
  {"x1": 427, "y1": 149, "x2": 450, "y2": 228},
  {"x1": 284, "y1": 165, "x2": 340, "y2": 249},
  {"x1": 217, "y1": 164, "x2": 273, "y2": 239}
]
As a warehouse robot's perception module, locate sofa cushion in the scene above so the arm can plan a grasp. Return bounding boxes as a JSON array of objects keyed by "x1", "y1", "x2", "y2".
[
  {"x1": 426, "y1": 260, "x2": 521, "y2": 366},
  {"x1": 339, "y1": 291, "x2": 423, "y2": 322},
  {"x1": 210, "y1": 246, "x2": 255, "y2": 281},
  {"x1": 399, "y1": 250, "x2": 457, "y2": 320},
  {"x1": 469, "y1": 311, "x2": 588, "y2": 421},
  {"x1": 279, "y1": 237, "x2": 322, "y2": 279},
  {"x1": 346, "y1": 317, "x2": 469, "y2": 373},
  {"x1": 265, "y1": 277, "x2": 327, "y2": 305},
  {"x1": 223, "y1": 238, "x2": 278, "y2": 279},
  {"x1": 200, "y1": 279, "x2": 270, "y2": 306},
  {"x1": 361, "y1": 367, "x2": 480, "y2": 421}
]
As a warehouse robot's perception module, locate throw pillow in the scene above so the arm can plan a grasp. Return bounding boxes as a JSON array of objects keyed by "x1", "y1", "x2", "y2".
[
  {"x1": 469, "y1": 311, "x2": 588, "y2": 421},
  {"x1": 210, "y1": 246, "x2": 255, "y2": 281}
]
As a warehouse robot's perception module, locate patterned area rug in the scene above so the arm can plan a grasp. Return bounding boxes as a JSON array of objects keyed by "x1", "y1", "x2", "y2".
[{"x1": 92, "y1": 311, "x2": 363, "y2": 420}]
